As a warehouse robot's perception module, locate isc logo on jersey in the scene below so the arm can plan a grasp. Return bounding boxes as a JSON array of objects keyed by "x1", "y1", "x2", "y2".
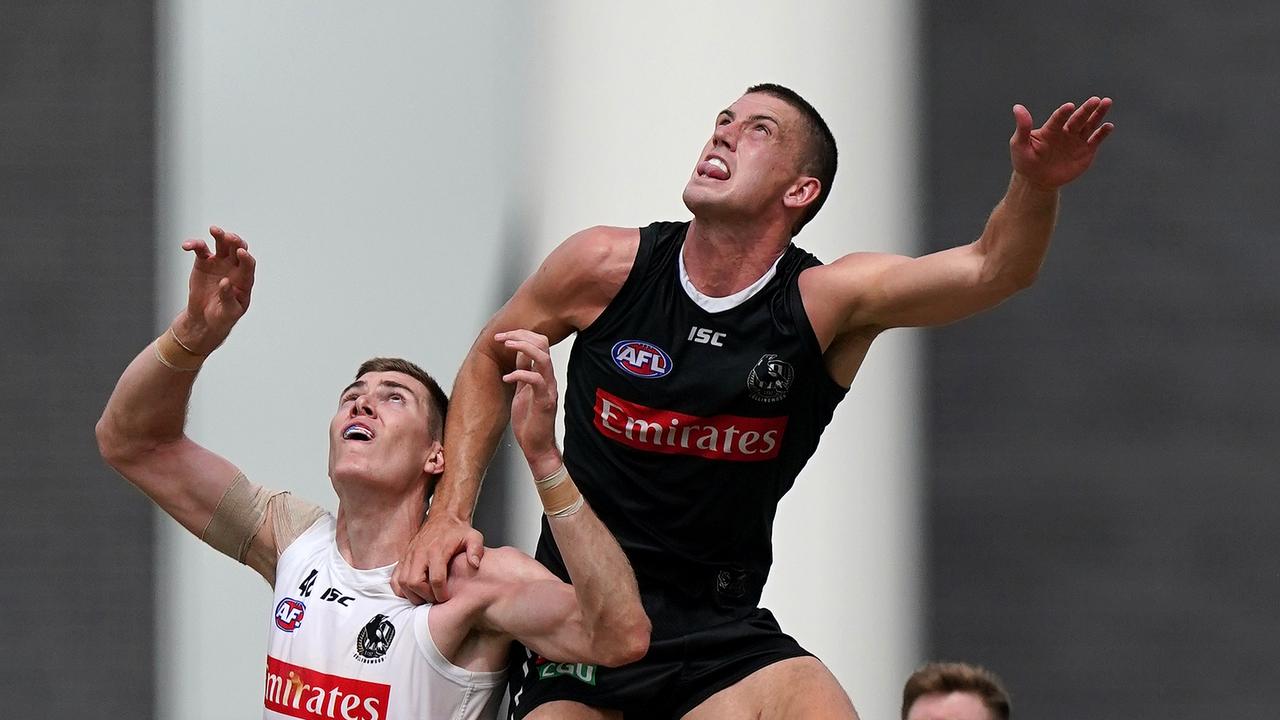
[
  {"x1": 275, "y1": 598, "x2": 306, "y2": 632},
  {"x1": 611, "y1": 340, "x2": 673, "y2": 379}
]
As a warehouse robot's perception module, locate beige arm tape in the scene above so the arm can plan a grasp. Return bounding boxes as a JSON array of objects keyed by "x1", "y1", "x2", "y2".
[
  {"x1": 202, "y1": 473, "x2": 275, "y2": 564},
  {"x1": 200, "y1": 473, "x2": 326, "y2": 584},
  {"x1": 535, "y1": 465, "x2": 585, "y2": 517},
  {"x1": 153, "y1": 328, "x2": 205, "y2": 372}
]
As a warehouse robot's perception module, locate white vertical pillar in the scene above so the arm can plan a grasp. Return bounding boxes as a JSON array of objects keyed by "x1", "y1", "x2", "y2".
[
  {"x1": 155, "y1": 2, "x2": 528, "y2": 716},
  {"x1": 514, "y1": 3, "x2": 923, "y2": 718}
]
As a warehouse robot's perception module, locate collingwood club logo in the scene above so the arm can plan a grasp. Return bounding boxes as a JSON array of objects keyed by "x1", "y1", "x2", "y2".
[
  {"x1": 746, "y1": 353, "x2": 794, "y2": 403},
  {"x1": 353, "y1": 614, "x2": 396, "y2": 664}
]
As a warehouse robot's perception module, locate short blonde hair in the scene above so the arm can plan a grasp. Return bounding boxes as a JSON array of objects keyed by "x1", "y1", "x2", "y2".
[{"x1": 902, "y1": 661, "x2": 1011, "y2": 720}]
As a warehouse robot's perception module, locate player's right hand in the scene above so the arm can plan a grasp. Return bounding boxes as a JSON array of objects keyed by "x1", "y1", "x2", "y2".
[
  {"x1": 174, "y1": 225, "x2": 256, "y2": 355},
  {"x1": 392, "y1": 511, "x2": 484, "y2": 604}
]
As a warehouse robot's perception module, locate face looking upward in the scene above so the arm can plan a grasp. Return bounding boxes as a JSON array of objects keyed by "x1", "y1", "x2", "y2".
[
  {"x1": 327, "y1": 370, "x2": 443, "y2": 492},
  {"x1": 681, "y1": 92, "x2": 821, "y2": 228}
]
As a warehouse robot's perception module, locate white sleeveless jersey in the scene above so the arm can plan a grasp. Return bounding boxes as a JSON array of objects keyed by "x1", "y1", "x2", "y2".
[{"x1": 263, "y1": 515, "x2": 504, "y2": 720}]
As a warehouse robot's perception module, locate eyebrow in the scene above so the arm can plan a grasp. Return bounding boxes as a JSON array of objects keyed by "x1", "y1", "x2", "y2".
[
  {"x1": 718, "y1": 109, "x2": 782, "y2": 128},
  {"x1": 339, "y1": 379, "x2": 419, "y2": 400}
]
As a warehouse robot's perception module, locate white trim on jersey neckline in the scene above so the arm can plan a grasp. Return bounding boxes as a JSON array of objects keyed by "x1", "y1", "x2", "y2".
[{"x1": 678, "y1": 243, "x2": 785, "y2": 313}]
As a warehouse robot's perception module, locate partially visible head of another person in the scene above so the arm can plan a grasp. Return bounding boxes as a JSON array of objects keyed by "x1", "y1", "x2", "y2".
[{"x1": 902, "y1": 661, "x2": 1011, "y2": 720}]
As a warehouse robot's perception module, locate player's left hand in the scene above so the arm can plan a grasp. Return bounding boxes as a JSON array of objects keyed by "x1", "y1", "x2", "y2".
[
  {"x1": 1010, "y1": 96, "x2": 1114, "y2": 190},
  {"x1": 499, "y1": 329, "x2": 564, "y2": 480}
]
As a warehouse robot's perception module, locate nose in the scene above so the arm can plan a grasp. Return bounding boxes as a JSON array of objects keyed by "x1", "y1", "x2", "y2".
[
  {"x1": 351, "y1": 394, "x2": 376, "y2": 417},
  {"x1": 712, "y1": 120, "x2": 737, "y2": 151}
]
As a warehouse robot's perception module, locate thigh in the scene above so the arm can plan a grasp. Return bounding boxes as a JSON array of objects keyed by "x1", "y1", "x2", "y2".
[
  {"x1": 681, "y1": 657, "x2": 859, "y2": 720},
  {"x1": 526, "y1": 701, "x2": 622, "y2": 720}
]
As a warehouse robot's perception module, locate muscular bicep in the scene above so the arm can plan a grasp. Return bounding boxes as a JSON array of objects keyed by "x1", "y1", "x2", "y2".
[
  {"x1": 111, "y1": 437, "x2": 244, "y2": 541},
  {"x1": 483, "y1": 226, "x2": 640, "y2": 357},
  {"x1": 809, "y1": 244, "x2": 1014, "y2": 336},
  {"x1": 471, "y1": 549, "x2": 599, "y2": 664}
]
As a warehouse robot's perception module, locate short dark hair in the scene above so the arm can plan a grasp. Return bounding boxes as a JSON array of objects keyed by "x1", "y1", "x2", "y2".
[
  {"x1": 355, "y1": 357, "x2": 449, "y2": 442},
  {"x1": 746, "y1": 82, "x2": 838, "y2": 236},
  {"x1": 902, "y1": 662, "x2": 1011, "y2": 720}
]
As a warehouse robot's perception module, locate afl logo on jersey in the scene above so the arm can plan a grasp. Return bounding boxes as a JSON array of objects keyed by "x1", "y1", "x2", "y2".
[
  {"x1": 611, "y1": 340, "x2": 673, "y2": 379},
  {"x1": 274, "y1": 598, "x2": 306, "y2": 632}
]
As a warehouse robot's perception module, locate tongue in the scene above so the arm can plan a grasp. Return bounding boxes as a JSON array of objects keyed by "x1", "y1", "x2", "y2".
[{"x1": 698, "y1": 161, "x2": 729, "y2": 181}]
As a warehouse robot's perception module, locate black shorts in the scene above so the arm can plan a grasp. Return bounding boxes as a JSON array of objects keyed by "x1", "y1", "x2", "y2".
[{"x1": 506, "y1": 607, "x2": 811, "y2": 720}]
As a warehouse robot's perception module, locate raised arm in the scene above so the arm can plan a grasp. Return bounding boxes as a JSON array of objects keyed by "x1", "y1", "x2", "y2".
[
  {"x1": 95, "y1": 227, "x2": 274, "y2": 571},
  {"x1": 392, "y1": 226, "x2": 639, "y2": 603},
  {"x1": 804, "y1": 97, "x2": 1115, "y2": 380},
  {"x1": 432, "y1": 330, "x2": 648, "y2": 667}
]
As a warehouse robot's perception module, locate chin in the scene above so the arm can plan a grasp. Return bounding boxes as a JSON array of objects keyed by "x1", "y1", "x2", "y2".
[{"x1": 682, "y1": 183, "x2": 721, "y2": 215}]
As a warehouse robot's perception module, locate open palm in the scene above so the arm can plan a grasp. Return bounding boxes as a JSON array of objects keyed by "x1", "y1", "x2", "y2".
[{"x1": 1011, "y1": 97, "x2": 1114, "y2": 189}]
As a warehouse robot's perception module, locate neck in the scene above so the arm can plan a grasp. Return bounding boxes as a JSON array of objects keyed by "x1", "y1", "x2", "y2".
[
  {"x1": 684, "y1": 215, "x2": 791, "y2": 297},
  {"x1": 332, "y1": 475, "x2": 427, "y2": 569}
]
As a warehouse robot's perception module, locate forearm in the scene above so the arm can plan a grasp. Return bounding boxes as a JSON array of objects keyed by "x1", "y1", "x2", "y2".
[
  {"x1": 544, "y1": 475, "x2": 648, "y2": 664},
  {"x1": 974, "y1": 172, "x2": 1061, "y2": 289},
  {"x1": 96, "y1": 316, "x2": 205, "y2": 461},
  {"x1": 432, "y1": 342, "x2": 516, "y2": 522}
]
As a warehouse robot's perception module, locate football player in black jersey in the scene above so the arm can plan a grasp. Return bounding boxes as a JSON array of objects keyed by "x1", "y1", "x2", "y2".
[{"x1": 394, "y1": 84, "x2": 1114, "y2": 719}]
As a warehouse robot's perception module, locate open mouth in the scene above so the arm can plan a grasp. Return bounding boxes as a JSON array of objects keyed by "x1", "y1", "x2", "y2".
[
  {"x1": 697, "y1": 155, "x2": 730, "y2": 181},
  {"x1": 342, "y1": 423, "x2": 374, "y2": 442}
]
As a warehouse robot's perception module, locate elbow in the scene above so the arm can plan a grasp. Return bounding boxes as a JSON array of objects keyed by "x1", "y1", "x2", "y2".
[
  {"x1": 1007, "y1": 266, "x2": 1040, "y2": 292},
  {"x1": 95, "y1": 415, "x2": 127, "y2": 467},
  {"x1": 594, "y1": 615, "x2": 651, "y2": 667},
  {"x1": 94, "y1": 413, "x2": 153, "y2": 471},
  {"x1": 977, "y1": 255, "x2": 1039, "y2": 298}
]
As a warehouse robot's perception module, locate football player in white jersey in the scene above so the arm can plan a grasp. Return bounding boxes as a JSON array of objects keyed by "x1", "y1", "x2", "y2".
[{"x1": 96, "y1": 227, "x2": 650, "y2": 720}]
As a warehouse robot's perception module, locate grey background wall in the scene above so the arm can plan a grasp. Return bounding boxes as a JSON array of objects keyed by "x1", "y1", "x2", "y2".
[
  {"x1": 0, "y1": 1, "x2": 156, "y2": 716},
  {"x1": 923, "y1": 2, "x2": 1280, "y2": 718}
]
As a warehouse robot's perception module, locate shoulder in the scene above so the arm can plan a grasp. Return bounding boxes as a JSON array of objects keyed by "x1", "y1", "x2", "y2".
[
  {"x1": 803, "y1": 251, "x2": 910, "y2": 283},
  {"x1": 545, "y1": 226, "x2": 640, "y2": 286},
  {"x1": 800, "y1": 252, "x2": 913, "y2": 346},
  {"x1": 523, "y1": 226, "x2": 641, "y2": 331}
]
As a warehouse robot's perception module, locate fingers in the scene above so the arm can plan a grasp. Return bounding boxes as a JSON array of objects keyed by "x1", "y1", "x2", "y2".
[
  {"x1": 1088, "y1": 122, "x2": 1116, "y2": 147},
  {"x1": 1010, "y1": 104, "x2": 1034, "y2": 145},
  {"x1": 1043, "y1": 102, "x2": 1076, "y2": 133},
  {"x1": 231, "y1": 246, "x2": 257, "y2": 294},
  {"x1": 496, "y1": 332, "x2": 553, "y2": 380},
  {"x1": 464, "y1": 529, "x2": 484, "y2": 568},
  {"x1": 390, "y1": 574, "x2": 431, "y2": 606},
  {"x1": 1083, "y1": 97, "x2": 1112, "y2": 131},
  {"x1": 495, "y1": 330, "x2": 552, "y2": 364},
  {"x1": 502, "y1": 368, "x2": 545, "y2": 386},
  {"x1": 403, "y1": 578, "x2": 435, "y2": 605},
  {"x1": 1062, "y1": 96, "x2": 1100, "y2": 134},
  {"x1": 427, "y1": 548, "x2": 451, "y2": 602},
  {"x1": 182, "y1": 238, "x2": 213, "y2": 260},
  {"x1": 210, "y1": 225, "x2": 250, "y2": 264}
]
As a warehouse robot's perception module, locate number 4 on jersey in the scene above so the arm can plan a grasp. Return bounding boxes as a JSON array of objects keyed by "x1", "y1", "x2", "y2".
[{"x1": 298, "y1": 569, "x2": 318, "y2": 597}]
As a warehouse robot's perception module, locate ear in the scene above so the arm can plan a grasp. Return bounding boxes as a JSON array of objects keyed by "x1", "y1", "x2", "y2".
[
  {"x1": 782, "y1": 176, "x2": 821, "y2": 211},
  {"x1": 422, "y1": 441, "x2": 445, "y2": 476}
]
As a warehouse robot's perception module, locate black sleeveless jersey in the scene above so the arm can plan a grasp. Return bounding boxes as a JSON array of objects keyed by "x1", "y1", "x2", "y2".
[{"x1": 535, "y1": 221, "x2": 848, "y2": 610}]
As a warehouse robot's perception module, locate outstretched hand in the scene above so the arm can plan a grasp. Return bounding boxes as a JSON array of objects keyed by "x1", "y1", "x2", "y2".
[
  {"x1": 1010, "y1": 97, "x2": 1115, "y2": 190},
  {"x1": 499, "y1": 329, "x2": 563, "y2": 479},
  {"x1": 176, "y1": 226, "x2": 257, "y2": 354}
]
